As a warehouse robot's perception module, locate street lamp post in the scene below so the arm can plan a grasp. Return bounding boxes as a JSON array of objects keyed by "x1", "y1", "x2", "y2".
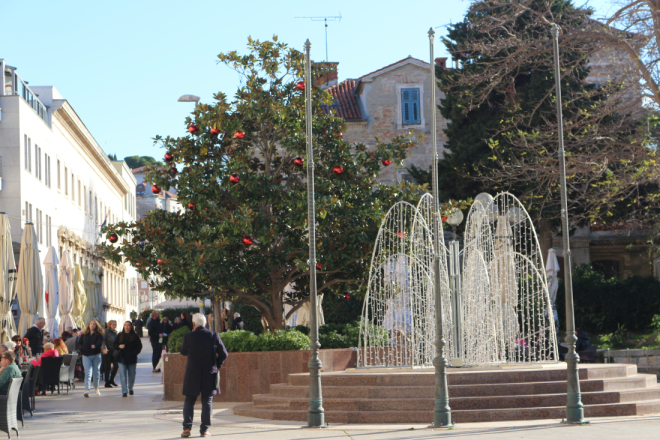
[
  {"x1": 551, "y1": 23, "x2": 586, "y2": 425},
  {"x1": 428, "y1": 27, "x2": 453, "y2": 428},
  {"x1": 304, "y1": 39, "x2": 326, "y2": 428}
]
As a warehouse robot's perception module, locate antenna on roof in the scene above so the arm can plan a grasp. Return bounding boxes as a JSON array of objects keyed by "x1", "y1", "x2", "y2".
[{"x1": 295, "y1": 13, "x2": 342, "y2": 62}]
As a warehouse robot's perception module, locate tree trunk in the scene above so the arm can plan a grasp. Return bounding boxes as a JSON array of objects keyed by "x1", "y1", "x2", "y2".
[
  {"x1": 212, "y1": 297, "x2": 223, "y2": 333},
  {"x1": 538, "y1": 218, "x2": 554, "y2": 265}
]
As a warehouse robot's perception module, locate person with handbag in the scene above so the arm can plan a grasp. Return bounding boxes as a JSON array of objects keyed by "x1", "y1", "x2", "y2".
[
  {"x1": 114, "y1": 320, "x2": 143, "y2": 397},
  {"x1": 77, "y1": 320, "x2": 107, "y2": 397},
  {"x1": 103, "y1": 320, "x2": 119, "y2": 388},
  {"x1": 179, "y1": 313, "x2": 228, "y2": 438}
]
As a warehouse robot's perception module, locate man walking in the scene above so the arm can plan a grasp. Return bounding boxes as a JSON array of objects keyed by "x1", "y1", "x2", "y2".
[
  {"x1": 179, "y1": 313, "x2": 227, "y2": 438},
  {"x1": 147, "y1": 311, "x2": 164, "y2": 373},
  {"x1": 134, "y1": 316, "x2": 144, "y2": 338},
  {"x1": 24, "y1": 317, "x2": 46, "y2": 355}
]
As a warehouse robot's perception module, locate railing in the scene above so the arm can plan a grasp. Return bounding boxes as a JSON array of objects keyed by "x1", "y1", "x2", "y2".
[{"x1": 15, "y1": 77, "x2": 48, "y2": 123}]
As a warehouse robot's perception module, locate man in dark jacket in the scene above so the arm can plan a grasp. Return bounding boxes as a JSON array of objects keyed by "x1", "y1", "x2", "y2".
[
  {"x1": 179, "y1": 313, "x2": 228, "y2": 438},
  {"x1": 147, "y1": 311, "x2": 164, "y2": 372},
  {"x1": 230, "y1": 313, "x2": 244, "y2": 331},
  {"x1": 23, "y1": 317, "x2": 46, "y2": 355},
  {"x1": 134, "y1": 317, "x2": 144, "y2": 338},
  {"x1": 180, "y1": 312, "x2": 193, "y2": 331}
]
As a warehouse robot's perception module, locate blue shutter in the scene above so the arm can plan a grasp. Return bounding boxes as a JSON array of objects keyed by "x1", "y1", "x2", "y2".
[{"x1": 401, "y1": 88, "x2": 421, "y2": 124}]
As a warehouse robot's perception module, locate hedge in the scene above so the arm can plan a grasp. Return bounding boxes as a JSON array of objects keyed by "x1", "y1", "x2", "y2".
[
  {"x1": 217, "y1": 329, "x2": 310, "y2": 353},
  {"x1": 167, "y1": 326, "x2": 191, "y2": 353},
  {"x1": 556, "y1": 265, "x2": 660, "y2": 333}
]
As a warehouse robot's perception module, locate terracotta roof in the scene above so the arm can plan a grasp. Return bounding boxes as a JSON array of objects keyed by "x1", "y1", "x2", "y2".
[
  {"x1": 131, "y1": 166, "x2": 148, "y2": 173},
  {"x1": 359, "y1": 56, "x2": 429, "y2": 80},
  {"x1": 165, "y1": 191, "x2": 177, "y2": 199},
  {"x1": 326, "y1": 79, "x2": 363, "y2": 121}
]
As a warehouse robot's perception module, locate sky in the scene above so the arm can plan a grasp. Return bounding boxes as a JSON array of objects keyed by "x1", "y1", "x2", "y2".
[{"x1": 3, "y1": 0, "x2": 616, "y2": 162}]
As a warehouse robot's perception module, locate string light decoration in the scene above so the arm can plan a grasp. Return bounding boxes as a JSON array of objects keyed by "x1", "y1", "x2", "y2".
[{"x1": 358, "y1": 192, "x2": 557, "y2": 368}]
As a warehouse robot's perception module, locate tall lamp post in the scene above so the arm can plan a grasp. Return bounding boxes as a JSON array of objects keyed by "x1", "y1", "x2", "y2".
[
  {"x1": 304, "y1": 39, "x2": 326, "y2": 428},
  {"x1": 551, "y1": 24, "x2": 586, "y2": 425},
  {"x1": 428, "y1": 28, "x2": 453, "y2": 428}
]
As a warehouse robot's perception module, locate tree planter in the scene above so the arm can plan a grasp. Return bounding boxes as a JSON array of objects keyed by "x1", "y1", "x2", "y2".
[{"x1": 163, "y1": 348, "x2": 357, "y2": 402}]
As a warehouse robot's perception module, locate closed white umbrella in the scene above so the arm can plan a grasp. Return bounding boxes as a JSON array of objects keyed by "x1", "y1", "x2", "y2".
[
  {"x1": 16, "y1": 223, "x2": 43, "y2": 336},
  {"x1": 82, "y1": 266, "x2": 94, "y2": 325},
  {"x1": 58, "y1": 250, "x2": 76, "y2": 334},
  {"x1": 43, "y1": 246, "x2": 60, "y2": 338},
  {"x1": 71, "y1": 264, "x2": 86, "y2": 329},
  {"x1": 546, "y1": 248, "x2": 560, "y2": 324},
  {"x1": 92, "y1": 268, "x2": 102, "y2": 322},
  {"x1": 0, "y1": 213, "x2": 17, "y2": 343}
]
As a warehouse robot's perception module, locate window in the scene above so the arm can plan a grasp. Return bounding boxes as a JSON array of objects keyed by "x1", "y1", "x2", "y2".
[
  {"x1": 36, "y1": 146, "x2": 41, "y2": 180},
  {"x1": 71, "y1": 173, "x2": 75, "y2": 203},
  {"x1": 46, "y1": 215, "x2": 51, "y2": 246},
  {"x1": 64, "y1": 166, "x2": 68, "y2": 195},
  {"x1": 27, "y1": 137, "x2": 32, "y2": 172},
  {"x1": 95, "y1": 196, "x2": 98, "y2": 222},
  {"x1": 57, "y1": 160, "x2": 61, "y2": 190},
  {"x1": 36, "y1": 209, "x2": 42, "y2": 244},
  {"x1": 45, "y1": 155, "x2": 51, "y2": 187},
  {"x1": 89, "y1": 190, "x2": 92, "y2": 217},
  {"x1": 78, "y1": 180, "x2": 81, "y2": 207},
  {"x1": 401, "y1": 88, "x2": 420, "y2": 124},
  {"x1": 24, "y1": 135, "x2": 29, "y2": 171}
]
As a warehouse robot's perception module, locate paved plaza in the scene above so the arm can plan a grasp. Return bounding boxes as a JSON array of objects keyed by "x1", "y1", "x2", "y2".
[{"x1": 16, "y1": 341, "x2": 660, "y2": 439}]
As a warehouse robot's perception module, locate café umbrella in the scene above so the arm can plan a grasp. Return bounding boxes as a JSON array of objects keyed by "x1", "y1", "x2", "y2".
[
  {"x1": 0, "y1": 213, "x2": 17, "y2": 343},
  {"x1": 58, "y1": 250, "x2": 76, "y2": 334},
  {"x1": 16, "y1": 223, "x2": 43, "y2": 336},
  {"x1": 71, "y1": 263, "x2": 86, "y2": 329},
  {"x1": 43, "y1": 246, "x2": 60, "y2": 338}
]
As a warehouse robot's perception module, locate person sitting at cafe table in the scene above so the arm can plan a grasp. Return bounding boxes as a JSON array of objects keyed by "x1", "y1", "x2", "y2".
[
  {"x1": 12, "y1": 336, "x2": 30, "y2": 361},
  {"x1": 0, "y1": 351, "x2": 22, "y2": 394},
  {"x1": 31, "y1": 342, "x2": 59, "y2": 368}
]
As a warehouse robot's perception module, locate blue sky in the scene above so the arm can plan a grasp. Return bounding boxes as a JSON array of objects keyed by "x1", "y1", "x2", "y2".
[{"x1": 3, "y1": 0, "x2": 615, "y2": 162}]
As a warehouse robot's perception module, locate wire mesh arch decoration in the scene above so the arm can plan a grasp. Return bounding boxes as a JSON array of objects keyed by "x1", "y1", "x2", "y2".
[{"x1": 358, "y1": 192, "x2": 558, "y2": 368}]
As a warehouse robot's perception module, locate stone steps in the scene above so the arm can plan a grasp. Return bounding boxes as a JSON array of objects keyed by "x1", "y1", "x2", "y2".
[{"x1": 233, "y1": 364, "x2": 660, "y2": 423}]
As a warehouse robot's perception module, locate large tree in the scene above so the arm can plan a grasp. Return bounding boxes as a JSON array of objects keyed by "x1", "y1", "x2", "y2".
[
  {"x1": 410, "y1": 0, "x2": 660, "y2": 248},
  {"x1": 101, "y1": 37, "x2": 422, "y2": 330}
]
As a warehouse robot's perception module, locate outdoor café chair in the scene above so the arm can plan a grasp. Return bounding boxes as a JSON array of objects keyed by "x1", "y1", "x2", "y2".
[
  {"x1": 60, "y1": 353, "x2": 78, "y2": 393},
  {"x1": 24, "y1": 365, "x2": 39, "y2": 417},
  {"x1": 0, "y1": 376, "x2": 24, "y2": 438},
  {"x1": 16, "y1": 364, "x2": 31, "y2": 427},
  {"x1": 40, "y1": 357, "x2": 64, "y2": 395}
]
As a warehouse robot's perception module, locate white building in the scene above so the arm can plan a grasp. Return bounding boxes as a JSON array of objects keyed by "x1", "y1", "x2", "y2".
[{"x1": 0, "y1": 59, "x2": 139, "y2": 327}]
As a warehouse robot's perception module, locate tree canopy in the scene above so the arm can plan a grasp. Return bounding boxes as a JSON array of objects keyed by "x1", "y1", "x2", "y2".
[
  {"x1": 101, "y1": 37, "x2": 426, "y2": 330},
  {"x1": 124, "y1": 155, "x2": 162, "y2": 169}
]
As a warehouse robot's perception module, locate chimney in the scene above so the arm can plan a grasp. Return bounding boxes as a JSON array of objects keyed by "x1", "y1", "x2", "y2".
[
  {"x1": 314, "y1": 62, "x2": 339, "y2": 89},
  {"x1": 435, "y1": 58, "x2": 448, "y2": 69}
]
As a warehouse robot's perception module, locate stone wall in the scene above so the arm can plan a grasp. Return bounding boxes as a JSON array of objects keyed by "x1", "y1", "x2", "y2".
[
  {"x1": 602, "y1": 348, "x2": 660, "y2": 377},
  {"x1": 163, "y1": 348, "x2": 357, "y2": 402}
]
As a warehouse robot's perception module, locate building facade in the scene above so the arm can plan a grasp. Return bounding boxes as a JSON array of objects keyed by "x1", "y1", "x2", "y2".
[{"x1": 0, "y1": 59, "x2": 139, "y2": 328}]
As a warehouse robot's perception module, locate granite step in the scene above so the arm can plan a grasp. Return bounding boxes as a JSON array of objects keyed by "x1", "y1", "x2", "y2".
[
  {"x1": 234, "y1": 401, "x2": 651, "y2": 424},
  {"x1": 271, "y1": 376, "x2": 655, "y2": 399},
  {"x1": 252, "y1": 388, "x2": 660, "y2": 412}
]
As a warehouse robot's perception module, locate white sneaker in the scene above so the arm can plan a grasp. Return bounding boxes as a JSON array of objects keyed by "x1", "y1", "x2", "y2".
[
  {"x1": 84, "y1": 390, "x2": 89, "y2": 398},
  {"x1": 95, "y1": 388, "x2": 101, "y2": 396}
]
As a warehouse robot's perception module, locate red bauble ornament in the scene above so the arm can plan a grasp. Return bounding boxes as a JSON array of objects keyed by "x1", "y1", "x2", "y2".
[
  {"x1": 164, "y1": 152, "x2": 174, "y2": 162},
  {"x1": 296, "y1": 81, "x2": 305, "y2": 91},
  {"x1": 210, "y1": 127, "x2": 221, "y2": 135},
  {"x1": 382, "y1": 159, "x2": 392, "y2": 166},
  {"x1": 108, "y1": 233, "x2": 118, "y2": 244},
  {"x1": 242, "y1": 235, "x2": 253, "y2": 247},
  {"x1": 293, "y1": 157, "x2": 304, "y2": 167},
  {"x1": 188, "y1": 124, "x2": 198, "y2": 134},
  {"x1": 157, "y1": 259, "x2": 163, "y2": 266},
  {"x1": 397, "y1": 232, "x2": 406, "y2": 238},
  {"x1": 151, "y1": 185, "x2": 161, "y2": 195},
  {"x1": 441, "y1": 216, "x2": 448, "y2": 223},
  {"x1": 316, "y1": 263, "x2": 322, "y2": 270},
  {"x1": 136, "y1": 263, "x2": 140, "y2": 267},
  {"x1": 187, "y1": 203, "x2": 196, "y2": 210},
  {"x1": 170, "y1": 167, "x2": 178, "y2": 176},
  {"x1": 229, "y1": 174, "x2": 240, "y2": 184},
  {"x1": 233, "y1": 131, "x2": 245, "y2": 139},
  {"x1": 343, "y1": 292, "x2": 351, "y2": 300},
  {"x1": 338, "y1": 133, "x2": 343, "y2": 139},
  {"x1": 332, "y1": 166, "x2": 344, "y2": 175}
]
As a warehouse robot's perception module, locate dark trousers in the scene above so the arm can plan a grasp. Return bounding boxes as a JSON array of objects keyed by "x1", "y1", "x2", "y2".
[
  {"x1": 151, "y1": 340, "x2": 162, "y2": 369},
  {"x1": 103, "y1": 351, "x2": 118, "y2": 382},
  {"x1": 183, "y1": 394, "x2": 213, "y2": 433}
]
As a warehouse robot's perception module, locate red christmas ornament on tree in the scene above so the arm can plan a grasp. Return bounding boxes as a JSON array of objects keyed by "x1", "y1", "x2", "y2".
[
  {"x1": 338, "y1": 132, "x2": 343, "y2": 139},
  {"x1": 108, "y1": 233, "x2": 118, "y2": 244},
  {"x1": 397, "y1": 232, "x2": 406, "y2": 238},
  {"x1": 170, "y1": 167, "x2": 178, "y2": 176},
  {"x1": 293, "y1": 157, "x2": 304, "y2": 167},
  {"x1": 343, "y1": 292, "x2": 351, "y2": 300},
  {"x1": 157, "y1": 259, "x2": 163, "y2": 266},
  {"x1": 188, "y1": 124, "x2": 198, "y2": 134},
  {"x1": 151, "y1": 185, "x2": 161, "y2": 195},
  {"x1": 316, "y1": 263, "x2": 322, "y2": 270},
  {"x1": 382, "y1": 159, "x2": 392, "y2": 166},
  {"x1": 296, "y1": 81, "x2": 305, "y2": 90},
  {"x1": 229, "y1": 174, "x2": 240, "y2": 184},
  {"x1": 242, "y1": 235, "x2": 254, "y2": 247},
  {"x1": 164, "y1": 152, "x2": 174, "y2": 162},
  {"x1": 233, "y1": 131, "x2": 245, "y2": 139},
  {"x1": 332, "y1": 166, "x2": 344, "y2": 175},
  {"x1": 187, "y1": 203, "x2": 196, "y2": 210},
  {"x1": 441, "y1": 216, "x2": 448, "y2": 222},
  {"x1": 210, "y1": 127, "x2": 221, "y2": 135}
]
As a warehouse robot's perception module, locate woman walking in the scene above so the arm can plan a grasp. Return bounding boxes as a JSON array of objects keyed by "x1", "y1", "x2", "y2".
[
  {"x1": 104, "y1": 320, "x2": 119, "y2": 388},
  {"x1": 115, "y1": 321, "x2": 142, "y2": 397},
  {"x1": 78, "y1": 320, "x2": 106, "y2": 397}
]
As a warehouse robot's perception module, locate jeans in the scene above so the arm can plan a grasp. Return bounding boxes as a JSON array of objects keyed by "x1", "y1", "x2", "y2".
[
  {"x1": 118, "y1": 362, "x2": 136, "y2": 394},
  {"x1": 183, "y1": 394, "x2": 213, "y2": 433},
  {"x1": 82, "y1": 353, "x2": 103, "y2": 390},
  {"x1": 151, "y1": 341, "x2": 162, "y2": 369},
  {"x1": 104, "y1": 351, "x2": 118, "y2": 383}
]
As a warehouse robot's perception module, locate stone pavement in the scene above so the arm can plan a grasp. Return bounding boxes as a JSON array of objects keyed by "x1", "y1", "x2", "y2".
[{"x1": 16, "y1": 341, "x2": 660, "y2": 439}]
